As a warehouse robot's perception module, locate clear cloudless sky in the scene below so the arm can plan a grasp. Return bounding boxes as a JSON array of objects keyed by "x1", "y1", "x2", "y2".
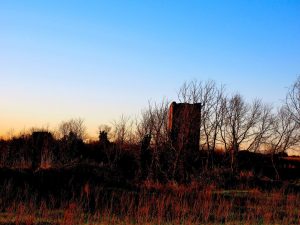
[{"x1": 0, "y1": 0, "x2": 299, "y2": 138}]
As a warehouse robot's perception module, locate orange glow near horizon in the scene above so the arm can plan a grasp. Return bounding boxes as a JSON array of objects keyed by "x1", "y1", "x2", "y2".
[{"x1": 0, "y1": 118, "x2": 101, "y2": 140}]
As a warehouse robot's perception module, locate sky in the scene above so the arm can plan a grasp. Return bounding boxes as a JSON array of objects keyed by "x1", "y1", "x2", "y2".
[{"x1": 0, "y1": 0, "x2": 299, "y2": 138}]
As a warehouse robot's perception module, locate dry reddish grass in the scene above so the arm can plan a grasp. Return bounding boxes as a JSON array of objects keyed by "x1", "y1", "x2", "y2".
[{"x1": 0, "y1": 182, "x2": 299, "y2": 225}]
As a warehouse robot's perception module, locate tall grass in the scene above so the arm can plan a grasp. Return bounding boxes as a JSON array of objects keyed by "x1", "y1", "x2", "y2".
[{"x1": 0, "y1": 182, "x2": 299, "y2": 225}]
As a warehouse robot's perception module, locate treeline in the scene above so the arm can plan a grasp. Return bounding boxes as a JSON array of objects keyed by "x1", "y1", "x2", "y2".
[
  {"x1": 0, "y1": 77, "x2": 299, "y2": 183},
  {"x1": 103, "y1": 77, "x2": 300, "y2": 156}
]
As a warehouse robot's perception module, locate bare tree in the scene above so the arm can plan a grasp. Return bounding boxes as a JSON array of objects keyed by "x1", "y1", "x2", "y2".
[
  {"x1": 111, "y1": 115, "x2": 135, "y2": 145},
  {"x1": 201, "y1": 84, "x2": 226, "y2": 152},
  {"x1": 136, "y1": 106, "x2": 155, "y2": 142},
  {"x1": 57, "y1": 118, "x2": 86, "y2": 162},
  {"x1": 178, "y1": 80, "x2": 217, "y2": 105},
  {"x1": 177, "y1": 80, "x2": 225, "y2": 151},
  {"x1": 246, "y1": 103, "x2": 274, "y2": 152},
  {"x1": 219, "y1": 95, "x2": 263, "y2": 169},
  {"x1": 136, "y1": 99, "x2": 170, "y2": 146},
  {"x1": 136, "y1": 99, "x2": 170, "y2": 180},
  {"x1": 58, "y1": 118, "x2": 86, "y2": 141},
  {"x1": 266, "y1": 106, "x2": 299, "y2": 154},
  {"x1": 263, "y1": 106, "x2": 299, "y2": 178},
  {"x1": 178, "y1": 80, "x2": 202, "y2": 103},
  {"x1": 286, "y1": 76, "x2": 300, "y2": 125}
]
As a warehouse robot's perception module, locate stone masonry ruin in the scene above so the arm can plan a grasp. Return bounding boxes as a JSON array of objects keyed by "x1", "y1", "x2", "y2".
[
  {"x1": 168, "y1": 102, "x2": 202, "y2": 152},
  {"x1": 168, "y1": 102, "x2": 202, "y2": 181}
]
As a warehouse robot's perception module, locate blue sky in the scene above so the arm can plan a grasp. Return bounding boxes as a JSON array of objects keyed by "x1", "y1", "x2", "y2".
[{"x1": 0, "y1": 0, "x2": 299, "y2": 137}]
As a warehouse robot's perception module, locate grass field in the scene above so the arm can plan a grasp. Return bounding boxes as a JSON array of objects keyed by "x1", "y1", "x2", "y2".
[{"x1": 0, "y1": 183, "x2": 299, "y2": 225}]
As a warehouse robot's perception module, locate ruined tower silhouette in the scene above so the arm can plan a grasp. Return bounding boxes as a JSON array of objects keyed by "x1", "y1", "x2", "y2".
[
  {"x1": 168, "y1": 102, "x2": 202, "y2": 152},
  {"x1": 168, "y1": 102, "x2": 202, "y2": 181}
]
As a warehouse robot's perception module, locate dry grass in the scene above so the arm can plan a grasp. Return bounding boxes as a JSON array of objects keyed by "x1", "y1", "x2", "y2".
[{"x1": 0, "y1": 182, "x2": 299, "y2": 225}]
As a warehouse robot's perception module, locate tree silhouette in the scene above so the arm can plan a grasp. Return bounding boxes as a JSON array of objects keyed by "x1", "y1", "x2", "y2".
[{"x1": 286, "y1": 76, "x2": 300, "y2": 125}]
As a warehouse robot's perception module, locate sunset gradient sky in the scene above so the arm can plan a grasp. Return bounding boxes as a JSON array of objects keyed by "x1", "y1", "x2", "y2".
[{"x1": 0, "y1": 0, "x2": 299, "y2": 138}]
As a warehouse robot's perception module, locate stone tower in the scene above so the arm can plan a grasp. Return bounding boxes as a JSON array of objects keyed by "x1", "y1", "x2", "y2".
[
  {"x1": 168, "y1": 102, "x2": 202, "y2": 152},
  {"x1": 168, "y1": 102, "x2": 201, "y2": 181}
]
